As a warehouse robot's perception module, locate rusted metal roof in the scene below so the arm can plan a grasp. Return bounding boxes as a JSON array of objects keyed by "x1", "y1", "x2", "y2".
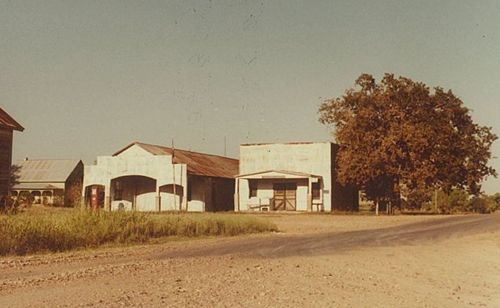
[
  {"x1": 237, "y1": 170, "x2": 322, "y2": 179},
  {"x1": 114, "y1": 142, "x2": 239, "y2": 179},
  {"x1": 0, "y1": 108, "x2": 24, "y2": 131},
  {"x1": 14, "y1": 159, "x2": 82, "y2": 183},
  {"x1": 241, "y1": 141, "x2": 331, "y2": 146}
]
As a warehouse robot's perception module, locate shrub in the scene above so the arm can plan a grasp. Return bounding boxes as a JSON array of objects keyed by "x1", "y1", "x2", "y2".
[{"x1": 467, "y1": 195, "x2": 498, "y2": 214}]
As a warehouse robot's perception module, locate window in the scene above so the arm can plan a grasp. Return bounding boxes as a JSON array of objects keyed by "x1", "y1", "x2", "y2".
[
  {"x1": 249, "y1": 180, "x2": 258, "y2": 198},
  {"x1": 312, "y1": 182, "x2": 321, "y2": 200}
]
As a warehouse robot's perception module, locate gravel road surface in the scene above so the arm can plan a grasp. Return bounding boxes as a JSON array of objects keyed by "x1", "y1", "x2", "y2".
[{"x1": 1, "y1": 214, "x2": 499, "y2": 307}]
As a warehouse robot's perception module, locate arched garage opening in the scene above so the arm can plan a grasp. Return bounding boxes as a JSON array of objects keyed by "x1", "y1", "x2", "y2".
[
  {"x1": 159, "y1": 184, "x2": 184, "y2": 211},
  {"x1": 111, "y1": 176, "x2": 157, "y2": 211}
]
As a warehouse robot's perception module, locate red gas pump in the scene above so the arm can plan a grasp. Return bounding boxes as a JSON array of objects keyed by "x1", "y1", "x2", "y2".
[{"x1": 90, "y1": 187, "x2": 99, "y2": 210}]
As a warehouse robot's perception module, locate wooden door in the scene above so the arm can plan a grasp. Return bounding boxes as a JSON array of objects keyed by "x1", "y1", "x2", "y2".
[{"x1": 273, "y1": 183, "x2": 297, "y2": 211}]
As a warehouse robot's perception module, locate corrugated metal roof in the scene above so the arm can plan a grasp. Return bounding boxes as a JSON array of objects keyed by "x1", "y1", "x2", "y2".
[
  {"x1": 241, "y1": 141, "x2": 332, "y2": 146},
  {"x1": 0, "y1": 108, "x2": 24, "y2": 131},
  {"x1": 237, "y1": 170, "x2": 322, "y2": 178},
  {"x1": 14, "y1": 159, "x2": 81, "y2": 183},
  {"x1": 114, "y1": 142, "x2": 239, "y2": 179}
]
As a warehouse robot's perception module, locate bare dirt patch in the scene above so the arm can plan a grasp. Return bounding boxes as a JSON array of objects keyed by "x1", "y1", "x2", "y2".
[{"x1": 1, "y1": 214, "x2": 499, "y2": 307}]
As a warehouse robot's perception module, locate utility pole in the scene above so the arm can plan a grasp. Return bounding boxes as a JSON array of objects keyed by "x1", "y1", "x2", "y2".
[
  {"x1": 172, "y1": 139, "x2": 177, "y2": 211},
  {"x1": 434, "y1": 189, "x2": 438, "y2": 214},
  {"x1": 224, "y1": 136, "x2": 227, "y2": 157}
]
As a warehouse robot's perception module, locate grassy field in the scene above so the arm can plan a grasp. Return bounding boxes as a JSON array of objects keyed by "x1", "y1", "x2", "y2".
[{"x1": 0, "y1": 208, "x2": 277, "y2": 256}]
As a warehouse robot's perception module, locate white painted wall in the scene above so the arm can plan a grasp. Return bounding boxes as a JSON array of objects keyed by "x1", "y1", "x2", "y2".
[
  {"x1": 237, "y1": 178, "x2": 309, "y2": 211},
  {"x1": 83, "y1": 144, "x2": 189, "y2": 211},
  {"x1": 238, "y1": 143, "x2": 333, "y2": 211},
  {"x1": 160, "y1": 192, "x2": 182, "y2": 211}
]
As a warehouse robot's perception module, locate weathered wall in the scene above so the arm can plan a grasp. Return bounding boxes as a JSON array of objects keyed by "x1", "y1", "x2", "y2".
[
  {"x1": 239, "y1": 143, "x2": 333, "y2": 211},
  {"x1": 84, "y1": 144, "x2": 237, "y2": 212},
  {"x1": 0, "y1": 128, "x2": 13, "y2": 199},
  {"x1": 210, "y1": 177, "x2": 235, "y2": 212},
  {"x1": 330, "y1": 144, "x2": 359, "y2": 211},
  {"x1": 65, "y1": 161, "x2": 84, "y2": 207},
  {"x1": 159, "y1": 185, "x2": 183, "y2": 211},
  {"x1": 84, "y1": 144, "x2": 188, "y2": 211},
  {"x1": 187, "y1": 176, "x2": 234, "y2": 212},
  {"x1": 238, "y1": 179, "x2": 309, "y2": 211}
]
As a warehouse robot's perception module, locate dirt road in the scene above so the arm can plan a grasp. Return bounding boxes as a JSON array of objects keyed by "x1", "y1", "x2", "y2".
[{"x1": 1, "y1": 214, "x2": 500, "y2": 307}]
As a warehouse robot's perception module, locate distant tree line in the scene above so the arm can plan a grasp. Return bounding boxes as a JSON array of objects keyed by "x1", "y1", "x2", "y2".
[{"x1": 423, "y1": 190, "x2": 499, "y2": 214}]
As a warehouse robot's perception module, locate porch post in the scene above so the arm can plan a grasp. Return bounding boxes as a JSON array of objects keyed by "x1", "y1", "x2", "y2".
[
  {"x1": 155, "y1": 184, "x2": 161, "y2": 212},
  {"x1": 81, "y1": 190, "x2": 86, "y2": 209},
  {"x1": 234, "y1": 178, "x2": 240, "y2": 212},
  {"x1": 181, "y1": 166, "x2": 188, "y2": 211},
  {"x1": 307, "y1": 177, "x2": 313, "y2": 212},
  {"x1": 104, "y1": 184, "x2": 111, "y2": 211}
]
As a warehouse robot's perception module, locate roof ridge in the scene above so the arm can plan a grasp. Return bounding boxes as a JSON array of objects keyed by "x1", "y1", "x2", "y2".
[
  {"x1": 17, "y1": 159, "x2": 81, "y2": 161},
  {"x1": 136, "y1": 142, "x2": 238, "y2": 161},
  {"x1": 241, "y1": 141, "x2": 334, "y2": 146}
]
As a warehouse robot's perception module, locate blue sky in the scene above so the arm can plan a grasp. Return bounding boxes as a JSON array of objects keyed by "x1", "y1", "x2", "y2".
[{"x1": 2, "y1": 1, "x2": 499, "y2": 193}]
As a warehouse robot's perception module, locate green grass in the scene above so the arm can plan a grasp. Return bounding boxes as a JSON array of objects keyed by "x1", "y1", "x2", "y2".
[{"x1": 0, "y1": 210, "x2": 277, "y2": 256}]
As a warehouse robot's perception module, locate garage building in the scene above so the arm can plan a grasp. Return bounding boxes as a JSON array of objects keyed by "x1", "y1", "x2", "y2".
[{"x1": 83, "y1": 142, "x2": 238, "y2": 212}]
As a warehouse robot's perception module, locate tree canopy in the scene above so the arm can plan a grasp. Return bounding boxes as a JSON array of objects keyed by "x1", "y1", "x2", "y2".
[{"x1": 319, "y1": 73, "x2": 497, "y2": 207}]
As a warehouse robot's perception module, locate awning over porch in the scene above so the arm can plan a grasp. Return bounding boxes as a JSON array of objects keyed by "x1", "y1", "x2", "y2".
[
  {"x1": 235, "y1": 170, "x2": 324, "y2": 212},
  {"x1": 236, "y1": 170, "x2": 321, "y2": 181},
  {"x1": 12, "y1": 183, "x2": 65, "y2": 190}
]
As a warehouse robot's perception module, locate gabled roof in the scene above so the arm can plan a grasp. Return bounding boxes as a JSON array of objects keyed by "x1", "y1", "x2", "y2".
[
  {"x1": 14, "y1": 159, "x2": 82, "y2": 183},
  {"x1": 113, "y1": 142, "x2": 239, "y2": 179},
  {"x1": 0, "y1": 108, "x2": 24, "y2": 131},
  {"x1": 237, "y1": 170, "x2": 321, "y2": 179}
]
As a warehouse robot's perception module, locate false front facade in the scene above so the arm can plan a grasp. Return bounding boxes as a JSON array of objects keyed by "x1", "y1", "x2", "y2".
[{"x1": 235, "y1": 142, "x2": 358, "y2": 212}]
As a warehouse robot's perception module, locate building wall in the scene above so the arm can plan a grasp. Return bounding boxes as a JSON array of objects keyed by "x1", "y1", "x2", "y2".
[
  {"x1": 64, "y1": 161, "x2": 84, "y2": 207},
  {"x1": 330, "y1": 144, "x2": 359, "y2": 211},
  {"x1": 186, "y1": 176, "x2": 235, "y2": 212},
  {"x1": 83, "y1": 144, "x2": 188, "y2": 211},
  {"x1": 240, "y1": 143, "x2": 334, "y2": 211},
  {"x1": 239, "y1": 179, "x2": 309, "y2": 211},
  {"x1": 0, "y1": 128, "x2": 13, "y2": 199},
  {"x1": 210, "y1": 177, "x2": 235, "y2": 212},
  {"x1": 83, "y1": 144, "x2": 236, "y2": 212}
]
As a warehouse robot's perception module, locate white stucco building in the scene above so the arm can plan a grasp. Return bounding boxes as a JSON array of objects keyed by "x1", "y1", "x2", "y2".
[
  {"x1": 83, "y1": 142, "x2": 238, "y2": 212},
  {"x1": 235, "y1": 142, "x2": 358, "y2": 212}
]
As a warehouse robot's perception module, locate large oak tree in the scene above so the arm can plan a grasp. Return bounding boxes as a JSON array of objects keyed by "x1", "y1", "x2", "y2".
[{"x1": 319, "y1": 74, "x2": 497, "y2": 209}]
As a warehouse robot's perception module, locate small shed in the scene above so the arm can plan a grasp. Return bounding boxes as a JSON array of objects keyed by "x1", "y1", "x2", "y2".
[
  {"x1": 12, "y1": 159, "x2": 84, "y2": 206},
  {"x1": 0, "y1": 108, "x2": 24, "y2": 201}
]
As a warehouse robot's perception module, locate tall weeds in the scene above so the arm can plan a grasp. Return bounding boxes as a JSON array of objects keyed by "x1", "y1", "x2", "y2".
[{"x1": 0, "y1": 211, "x2": 277, "y2": 256}]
